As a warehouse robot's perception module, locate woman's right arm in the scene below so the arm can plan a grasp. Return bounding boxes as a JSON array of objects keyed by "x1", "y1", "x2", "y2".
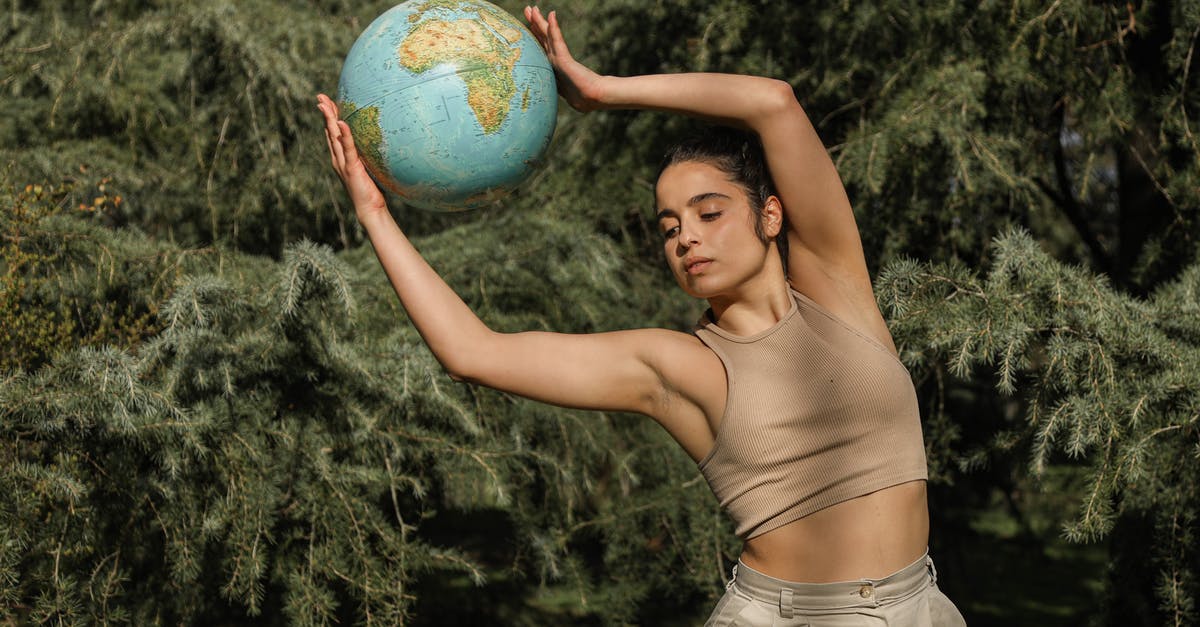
[{"x1": 316, "y1": 94, "x2": 683, "y2": 418}]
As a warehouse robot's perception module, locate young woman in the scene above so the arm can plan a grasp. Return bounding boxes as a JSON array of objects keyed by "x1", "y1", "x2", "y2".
[{"x1": 316, "y1": 6, "x2": 965, "y2": 625}]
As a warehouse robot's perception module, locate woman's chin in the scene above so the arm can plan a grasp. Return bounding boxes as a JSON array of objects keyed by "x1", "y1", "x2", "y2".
[{"x1": 676, "y1": 275, "x2": 721, "y2": 300}]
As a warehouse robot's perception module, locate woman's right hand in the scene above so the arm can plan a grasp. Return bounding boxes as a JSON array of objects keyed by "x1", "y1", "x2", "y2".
[
  {"x1": 317, "y1": 93, "x2": 388, "y2": 220},
  {"x1": 524, "y1": 6, "x2": 607, "y2": 112}
]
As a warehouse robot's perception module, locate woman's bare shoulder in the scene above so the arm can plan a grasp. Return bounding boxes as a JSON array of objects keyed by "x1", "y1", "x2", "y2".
[
  {"x1": 624, "y1": 326, "x2": 716, "y2": 361},
  {"x1": 625, "y1": 327, "x2": 726, "y2": 461}
]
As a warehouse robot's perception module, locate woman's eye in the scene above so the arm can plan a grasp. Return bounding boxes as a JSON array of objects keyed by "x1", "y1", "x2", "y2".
[
  {"x1": 662, "y1": 226, "x2": 679, "y2": 239},
  {"x1": 701, "y1": 211, "x2": 722, "y2": 220}
]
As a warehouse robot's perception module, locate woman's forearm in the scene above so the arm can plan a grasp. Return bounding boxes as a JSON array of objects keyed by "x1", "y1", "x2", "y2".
[
  {"x1": 594, "y1": 73, "x2": 801, "y2": 132},
  {"x1": 317, "y1": 93, "x2": 494, "y2": 380},
  {"x1": 358, "y1": 208, "x2": 491, "y2": 379}
]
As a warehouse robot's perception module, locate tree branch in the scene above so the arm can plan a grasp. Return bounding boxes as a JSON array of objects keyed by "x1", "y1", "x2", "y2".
[{"x1": 1035, "y1": 103, "x2": 1117, "y2": 280}]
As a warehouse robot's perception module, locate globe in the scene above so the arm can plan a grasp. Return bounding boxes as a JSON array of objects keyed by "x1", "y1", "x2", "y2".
[{"x1": 336, "y1": 0, "x2": 558, "y2": 212}]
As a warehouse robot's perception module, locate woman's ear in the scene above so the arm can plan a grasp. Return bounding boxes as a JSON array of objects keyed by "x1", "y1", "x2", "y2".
[{"x1": 762, "y1": 195, "x2": 784, "y2": 238}]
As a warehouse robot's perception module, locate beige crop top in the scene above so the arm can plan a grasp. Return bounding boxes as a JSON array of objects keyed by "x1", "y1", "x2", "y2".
[{"x1": 693, "y1": 288, "x2": 927, "y2": 539}]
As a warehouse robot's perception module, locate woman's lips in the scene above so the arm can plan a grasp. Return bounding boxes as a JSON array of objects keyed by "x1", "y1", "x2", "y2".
[{"x1": 685, "y1": 258, "x2": 712, "y2": 275}]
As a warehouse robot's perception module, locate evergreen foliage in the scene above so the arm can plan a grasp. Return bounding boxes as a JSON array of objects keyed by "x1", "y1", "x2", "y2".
[
  {"x1": 879, "y1": 231, "x2": 1200, "y2": 623},
  {"x1": 1, "y1": 188, "x2": 710, "y2": 624},
  {"x1": 2, "y1": 0, "x2": 1198, "y2": 624}
]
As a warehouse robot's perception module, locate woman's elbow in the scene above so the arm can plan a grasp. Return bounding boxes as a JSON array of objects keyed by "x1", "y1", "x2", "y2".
[
  {"x1": 763, "y1": 79, "x2": 801, "y2": 116},
  {"x1": 440, "y1": 355, "x2": 480, "y2": 384},
  {"x1": 432, "y1": 329, "x2": 498, "y2": 383},
  {"x1": 438, "y1": 336, "x2": 501, "y2": 384}
]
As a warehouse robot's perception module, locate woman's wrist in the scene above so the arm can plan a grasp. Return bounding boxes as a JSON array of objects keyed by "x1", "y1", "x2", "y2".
[
  {"x1": 590, "y1": 74, "x2": 667, "y2": 111},
  {"x1": 356, "y1": 202, "x2": 393, "y2": 230},
  {"x1": 591, "y1": 74, "x2": 618, "y2": 109}
]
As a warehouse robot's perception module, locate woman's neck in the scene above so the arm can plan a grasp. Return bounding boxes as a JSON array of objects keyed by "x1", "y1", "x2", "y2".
[{"x1": 706, "y1": 268, "x2": 792, "y2": 337}]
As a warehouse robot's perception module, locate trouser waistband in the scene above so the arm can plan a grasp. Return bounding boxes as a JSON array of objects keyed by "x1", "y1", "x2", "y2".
[{"x1": 729, "y1": 550, "x2": 935, "y2": 616}]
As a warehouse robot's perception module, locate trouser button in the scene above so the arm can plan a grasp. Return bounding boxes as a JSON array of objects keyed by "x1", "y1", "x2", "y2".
[{"x1": 859, "y1": 584, "x2": 874, "y2": 598}]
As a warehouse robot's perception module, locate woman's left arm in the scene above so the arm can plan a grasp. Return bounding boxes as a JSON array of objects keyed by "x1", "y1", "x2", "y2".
[{"x1": 525, "y1": 8, "x2": 871, "y2": 293}]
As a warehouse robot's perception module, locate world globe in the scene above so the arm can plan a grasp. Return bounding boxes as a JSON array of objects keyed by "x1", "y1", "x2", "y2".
[{"x1": 336, "y1": 0, "x2": 558, "y2": 211}]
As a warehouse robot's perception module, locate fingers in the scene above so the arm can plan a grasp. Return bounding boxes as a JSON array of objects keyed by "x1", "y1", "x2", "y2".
[
  {"x1": 527, "y1": 7, "x2": 574, "y2": 65},
  {"x1": 547, "y1": 10, "x2": 573, "y2": 61},
  {"x1": 337, "y1": 120, "x2": 359, "y2": 165},
  {"x1": 525, "y1": 6, "x2": 551, "y2": 51},
  {"x1": 525, "y1": 6, "x2": 546, "y2": 33},
  {"x1": 316, "y1": 94, "x2": 388, "y2": 212},
  {"x1": 322, "y1": 107, "x2": 346, "y2": 169},
  {"x1": 316, "y1": 95, "x2": 347, "y2": 171},
  {"x1": 324, "y1": 122, "x2": 338, "y2": 168},
  {"x1": 316, "y1": 92, "x2": 341, "y2": 118}
]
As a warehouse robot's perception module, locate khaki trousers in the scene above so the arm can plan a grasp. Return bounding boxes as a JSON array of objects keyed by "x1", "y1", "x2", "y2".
[{"x1": 703, "y1": 551, "x2": 966, "y2": 626}]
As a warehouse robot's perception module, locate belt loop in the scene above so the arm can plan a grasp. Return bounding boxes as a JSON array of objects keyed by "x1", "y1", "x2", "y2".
[
  {"x1": 726, "y1": 563, "x2": 738, "y2": 591},
  {"x1": 779, "y1": 588, "x2": 794, "y2": 618},
  {"x1": 926, "y1": 555, "x2": 938, "y2": 586}
]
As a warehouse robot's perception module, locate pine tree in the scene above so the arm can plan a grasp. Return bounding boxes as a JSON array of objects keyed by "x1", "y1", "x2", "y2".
[
  {"x1": 879, "y1": 231, "x2": 1200, "y2": 623},
  {"x1": 2, "y1": 0, "x2": 1198, "y2": 625}
]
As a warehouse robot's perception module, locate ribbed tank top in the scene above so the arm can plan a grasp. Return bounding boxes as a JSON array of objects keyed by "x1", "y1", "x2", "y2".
[{"x1": 693, "y1": 288, "x2": 927, "y2": 539}]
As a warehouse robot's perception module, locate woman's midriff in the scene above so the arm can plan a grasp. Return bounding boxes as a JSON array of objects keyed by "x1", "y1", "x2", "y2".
[{"x1": 738, "y1": 480, "x2": 930, "y2": 583}]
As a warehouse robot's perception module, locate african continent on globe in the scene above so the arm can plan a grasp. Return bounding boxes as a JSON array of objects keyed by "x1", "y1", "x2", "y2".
[{"x1": 337, "y1": 0, "x2": 558, "y2": 211}]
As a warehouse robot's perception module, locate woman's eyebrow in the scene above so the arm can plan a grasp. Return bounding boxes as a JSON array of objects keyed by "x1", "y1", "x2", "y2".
[
  {"x1": 655, "y1": 192, "x2": 733, "y2": 221},
  {"x1": 686, "y1": 192, "x2": 731, "y2": 206}
]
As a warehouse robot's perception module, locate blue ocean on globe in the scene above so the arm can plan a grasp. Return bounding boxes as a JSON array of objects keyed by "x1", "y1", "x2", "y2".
[{"x1": 337, "y1": 0, "x2": 558, "y2": 211}]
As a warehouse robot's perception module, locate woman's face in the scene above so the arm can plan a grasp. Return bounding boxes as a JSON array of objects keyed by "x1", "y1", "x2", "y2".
[{"x1": 654, "y1": 160, "x2": 774, "y2": 299}]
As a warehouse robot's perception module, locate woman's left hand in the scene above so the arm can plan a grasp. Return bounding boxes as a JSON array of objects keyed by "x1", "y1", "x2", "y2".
[
  {"x1": 317, "y1": 93, "x2": 388, "y2": 220},
  {"x1": 524, "y1": 6, "x2": 606, "y2": 112}
]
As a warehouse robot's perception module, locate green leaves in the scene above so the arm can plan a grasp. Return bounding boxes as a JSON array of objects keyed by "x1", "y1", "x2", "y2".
[
  {"x1": 279, "y1": 240, "x2": 357, "y2": 321},
  {"x1": 879, "y1": 229, "x2": 1200, "y2": 556},
  {"x1": 3, "y1": 0, "x2": 1200, "y2": 623}
]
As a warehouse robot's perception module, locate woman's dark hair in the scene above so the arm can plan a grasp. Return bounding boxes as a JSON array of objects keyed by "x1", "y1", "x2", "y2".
[{"x1": 657, "y1": 127, "x2": 789, "y2": 269}]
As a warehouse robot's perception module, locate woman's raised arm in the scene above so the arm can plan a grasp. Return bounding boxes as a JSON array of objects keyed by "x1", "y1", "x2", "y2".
[
  {"x1": 316, "y1": 95, "x2": 712, "y2": 432},
  {"x1": 525, "y1": 8, "x2": 874, "y2": 309}
]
